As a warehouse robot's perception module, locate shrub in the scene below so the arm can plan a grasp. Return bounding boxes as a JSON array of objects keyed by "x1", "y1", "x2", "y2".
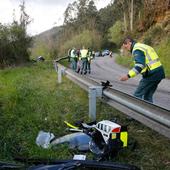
[
  {"x1": 108, "y1": 21, "x2": 124, "y2": 47},
  {"x1": 156, "y1": 37, "x2": 170, "y2": 78},
  {"x1": 143, "y1": 24, "x2": 165, "y2": 45},
  {"x1": 58, "y1": 29, "x2": 102, "y2": 57}
]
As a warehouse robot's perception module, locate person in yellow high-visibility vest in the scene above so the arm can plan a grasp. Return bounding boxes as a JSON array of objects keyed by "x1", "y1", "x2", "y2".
[
  {"x1": 80, "y1": 46, "x2": 88, "y2": 74},
  {"x1": 119, "y1": 37, "x2": 165, "y2": 103}
]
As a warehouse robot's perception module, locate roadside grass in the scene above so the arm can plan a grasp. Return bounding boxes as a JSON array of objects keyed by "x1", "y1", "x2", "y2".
[
  {"x1": 115, "y1": 53, "x2": 133, "y2": 69},
  {"x1": 0, "y1": 62, "x2": 170, "y2": 169},
  {"x1": 156, "y1": 37, "x2": 170, "y2": 78}
]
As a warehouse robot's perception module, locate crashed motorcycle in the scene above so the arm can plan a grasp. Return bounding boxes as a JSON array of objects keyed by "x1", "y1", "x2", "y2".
[
  {"x1": 63, "y1": 119, "x2": 128, "y2": 160},
  {"x1": 12, "y1": 120, "x2": 139, "y2": 170}
]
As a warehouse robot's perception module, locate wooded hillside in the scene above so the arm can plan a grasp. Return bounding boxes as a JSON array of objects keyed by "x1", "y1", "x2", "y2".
[
  {"x1": 0, "y1": 0, "x2": 169, "y2": 67},
  {"x1": 32, "y1": 0, "x2": 170, "y2": 59}
]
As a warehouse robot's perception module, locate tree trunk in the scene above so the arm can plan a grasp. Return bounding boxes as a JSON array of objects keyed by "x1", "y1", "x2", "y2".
[
  {"x1": 130, "y1": 0, "x2": 133, "y2": 31},
  {"x1": 123, "y1": 12, "x2": 128, "y2": 32}
]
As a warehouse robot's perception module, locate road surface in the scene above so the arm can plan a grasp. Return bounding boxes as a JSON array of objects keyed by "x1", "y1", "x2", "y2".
[{"x1": 87, "y1": 55, "x2": 170, "y2": 110}]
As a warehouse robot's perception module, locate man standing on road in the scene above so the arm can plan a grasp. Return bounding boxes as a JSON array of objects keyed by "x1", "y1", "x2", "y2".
[
  {"x1": 70, "y1": 48, "x2": 77, "y2": 71},
  {"x1": 119, "y1": 37, "x2": 165, "y2": 103},
  {"x1": 87, "y1": 48, "x2": 93, "y2": 74},
  {"x1": 80, "y1": 46, "x2": 88, "y2": 74}
]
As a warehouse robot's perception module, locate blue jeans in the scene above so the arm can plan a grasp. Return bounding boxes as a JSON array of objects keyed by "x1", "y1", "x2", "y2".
[
  {"x1": 70, "y1": 58, "x2": 77, "y2": 71},
  {"x1": 80, "y1": 58, "x2": 88, "y2": 74},
  {"x1": 87, "y1": 61, "x2": 91, "y2": 73},
  {"x1": 134, "y1": 79, "x2": 161, "y2": 103}
]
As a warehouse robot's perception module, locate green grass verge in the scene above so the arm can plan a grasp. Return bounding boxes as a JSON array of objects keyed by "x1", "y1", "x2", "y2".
[
  {"x1": 115, "y1": 54, "x2": 133, "y2": 69},
  {"x1": 0, "y1": 62, "x2": 170, "y2": 169},
  {"x1": 156, "y1": 37, "x2": 170, "y2": 78}
]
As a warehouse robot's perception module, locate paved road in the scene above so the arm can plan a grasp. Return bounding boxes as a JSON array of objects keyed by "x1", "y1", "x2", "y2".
[{"x1": 87, "y1": 55, "x2": 170, "y2": 110}]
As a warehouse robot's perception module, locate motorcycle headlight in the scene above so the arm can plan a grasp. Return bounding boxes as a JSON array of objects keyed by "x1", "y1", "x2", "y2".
[{"x1": 89, "y1": 139, "x2": 104, "y2": 155}]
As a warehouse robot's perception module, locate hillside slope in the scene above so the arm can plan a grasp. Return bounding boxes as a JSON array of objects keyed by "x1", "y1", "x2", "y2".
[{"x1": 31, "y1": 26, "x2": 62, "y2": 59}]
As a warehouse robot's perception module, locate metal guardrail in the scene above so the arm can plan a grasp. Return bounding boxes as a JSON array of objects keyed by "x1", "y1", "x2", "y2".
[{"x1": 54, "y1": 61, "x2": 170, "y2": 139}]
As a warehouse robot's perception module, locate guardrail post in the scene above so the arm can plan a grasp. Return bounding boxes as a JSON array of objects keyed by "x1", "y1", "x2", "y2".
[
  {"x1": 54, "y1": 62, "x2": 65, "y2": 84},
  {"x1": 54, "y1": 61, "x2": 58, "y2": 72},
  {"x1": 58, "y1": 67, "x2": 62, "y2": 83},
  {"x1": 89, "y1": 86, "x2": 102, "y2": 121}
]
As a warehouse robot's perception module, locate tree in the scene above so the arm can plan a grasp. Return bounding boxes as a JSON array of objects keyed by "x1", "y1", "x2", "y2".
[
  {"x1": 19, "y1": 1, "x2": 32, "y2": 29},
  {"x1": 0, "y1": 0, "x2": 32, "y2": 68},
  {"x1": 111, "y1": 0, "x2": 142, "y2": 33},
  {"x1": 63, "y1": 0, "x2": 99, "y2": 30},
  {"x1": 63, "y1": 2, "x2": 78, "y2": 25},
  {"x1": 108, "y1": 20, "x2": 124, "y2": 47},
  {"x1": 57, "y1": 0, "x2": 100, "y2": 56}
]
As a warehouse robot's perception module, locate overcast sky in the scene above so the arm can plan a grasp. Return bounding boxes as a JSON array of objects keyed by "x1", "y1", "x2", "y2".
[{"x1": 0, "y1": 0, "x2": 111, "y2": 36}]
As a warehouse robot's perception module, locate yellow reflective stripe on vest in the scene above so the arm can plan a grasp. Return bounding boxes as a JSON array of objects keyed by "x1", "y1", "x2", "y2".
[
  {"x1": 147, "y1": 58, "x2": 162, "y2": 70},
  {"x1": 132, "y1": 43, "x2": 162, "y2": 71},
  {"x1": 128, "y1": 69, "x2": 137, "y2": 78}
]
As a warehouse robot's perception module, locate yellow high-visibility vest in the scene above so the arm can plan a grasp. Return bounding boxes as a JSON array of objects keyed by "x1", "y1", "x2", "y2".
[
  {"x1": 129, "y1": 43, "x2": 162, "y2": 77},
  {"x1": 80, "y1": 49, "x2": 88, "y2": 58}
]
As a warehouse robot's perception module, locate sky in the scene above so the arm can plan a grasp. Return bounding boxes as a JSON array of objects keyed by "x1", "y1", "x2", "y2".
[{"x1": 0, "y1": 0, "x2": 111, "y2": 36}]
